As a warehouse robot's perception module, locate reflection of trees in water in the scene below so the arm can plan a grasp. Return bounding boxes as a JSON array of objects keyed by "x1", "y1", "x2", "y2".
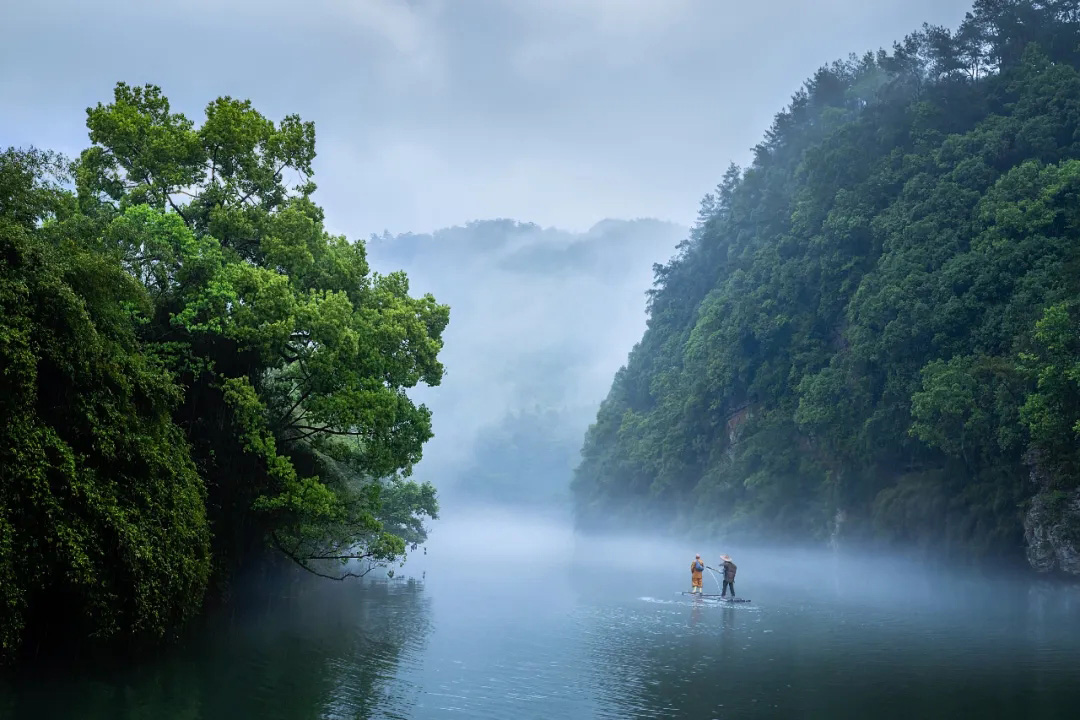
[
  {"x1": 319, "y1": 578, "x2": 433, "y2": 718},
  {"x1": 4, "y1": 572, "x2": 433, "y2": 720}
]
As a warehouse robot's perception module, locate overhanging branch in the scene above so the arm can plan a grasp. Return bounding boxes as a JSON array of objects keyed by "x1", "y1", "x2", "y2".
[{"x1": 271, "y1": 532, "x2": 381, "y2": 581}]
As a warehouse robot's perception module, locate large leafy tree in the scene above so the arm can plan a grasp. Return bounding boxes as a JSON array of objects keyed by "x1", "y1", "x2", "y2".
[
  {"x1": 74, "y1": 83, "x2": 449, "y2": 579},
  {"x1": 0, "y1": 84, "x2": 448, "y2": 663}
]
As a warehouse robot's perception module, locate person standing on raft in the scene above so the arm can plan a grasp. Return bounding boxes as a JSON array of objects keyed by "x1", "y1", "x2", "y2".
[
  {"x1": 719, "y1": 554, "x2": 737, "y2": 598},
  {"x1": 690, "y1": 554, "x2": 705, "y2": 594}
]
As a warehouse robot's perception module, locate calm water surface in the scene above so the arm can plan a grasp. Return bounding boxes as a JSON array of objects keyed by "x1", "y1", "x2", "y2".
[{"x1": 4, "y1": 510, "x2": 1080, "y2": 719}]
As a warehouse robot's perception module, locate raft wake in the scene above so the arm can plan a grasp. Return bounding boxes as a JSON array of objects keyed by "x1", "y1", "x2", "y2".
[{"x1": 680, "y1": 592, "x2": 751, "y2": 603}]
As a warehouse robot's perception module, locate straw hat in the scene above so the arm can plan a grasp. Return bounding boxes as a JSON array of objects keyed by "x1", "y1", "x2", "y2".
[{"x1": 720, "y1": 554, "x2": 731, "y2": 561}]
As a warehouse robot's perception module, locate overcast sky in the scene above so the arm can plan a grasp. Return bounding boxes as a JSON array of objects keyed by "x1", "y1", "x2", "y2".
[{"x1": 2, "y1": 0, "x2": 973, "y2": 236}]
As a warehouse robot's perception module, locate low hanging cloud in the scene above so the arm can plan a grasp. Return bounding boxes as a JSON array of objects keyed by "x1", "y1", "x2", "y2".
[{"x1": 3, "y1": 0, "x2": 974, "y2": 238}]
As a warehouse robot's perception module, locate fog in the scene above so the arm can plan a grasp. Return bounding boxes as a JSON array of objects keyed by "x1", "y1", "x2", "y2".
[
  {"x1": 415, "y1": 505, "x2": 1076, "y2": 607},
  {"x1": 365, "y1": 218, "x2": 685, "y2": 509}
]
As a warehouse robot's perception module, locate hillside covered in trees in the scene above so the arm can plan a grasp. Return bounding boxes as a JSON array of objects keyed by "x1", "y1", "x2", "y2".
[
  {"x1": 0, "y1": 87, "x2": 447, "y2": 663},
  {"x1": 573, "y1": 0, "x2": 1080, "y2": 574}
]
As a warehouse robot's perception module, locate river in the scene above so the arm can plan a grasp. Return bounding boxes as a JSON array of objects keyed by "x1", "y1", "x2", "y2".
[{"x1": 4, "y1": 507, "x2": 1080, "y2": 719}]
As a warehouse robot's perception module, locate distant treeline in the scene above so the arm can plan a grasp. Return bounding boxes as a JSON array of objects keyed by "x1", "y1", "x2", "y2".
[
  {"x1": 1, "y1": 86, "x2": 447, "y2": 664},
  {"x1": 574, "y1": 0, "x2": 1080, "y2": 573}
]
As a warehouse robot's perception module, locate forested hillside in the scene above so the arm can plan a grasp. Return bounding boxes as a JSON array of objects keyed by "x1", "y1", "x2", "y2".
[
  {"x1": 573, "y1": 0, "x2": 1080, "y2": 574},
  {"x1": 366, "y1": 219, "x2": 684, "y2": 510},
  {"x1": 0, "y1": 87, "x2": 446, "y2": 663}
]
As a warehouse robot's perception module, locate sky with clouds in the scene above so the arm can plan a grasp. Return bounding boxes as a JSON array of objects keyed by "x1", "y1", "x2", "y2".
[{"x1": 3, "y1": 0, "x2": 975, "y2": 238}]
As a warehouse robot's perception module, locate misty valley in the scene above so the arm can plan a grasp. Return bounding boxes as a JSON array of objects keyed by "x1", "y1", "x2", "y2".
[{"x1": 5, "y1": 0, "x2": 1080, "y2": 718}]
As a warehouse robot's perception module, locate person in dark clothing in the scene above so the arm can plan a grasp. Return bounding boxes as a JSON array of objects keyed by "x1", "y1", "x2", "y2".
[{"x1": 720, "y1": 554, "x2": 737, "y2": 598}]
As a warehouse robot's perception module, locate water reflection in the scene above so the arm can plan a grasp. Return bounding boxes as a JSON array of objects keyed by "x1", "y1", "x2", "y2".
[{"x1": 3, "y1": 573, "x2": 433, "y2": 720}]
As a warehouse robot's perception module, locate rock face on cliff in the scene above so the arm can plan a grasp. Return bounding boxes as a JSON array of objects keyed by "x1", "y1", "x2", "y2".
[
  {"x1": 1025, "y1": 490, "x2": 1080, "y2": 576},
  {"x1": 1023, "y1": 450, "x2": 1080, "y2": 576}
]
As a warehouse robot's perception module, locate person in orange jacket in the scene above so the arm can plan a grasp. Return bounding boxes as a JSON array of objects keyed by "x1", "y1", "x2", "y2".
[{"x1": 690, "y1": 554, "x2": 705, "y2": 594}]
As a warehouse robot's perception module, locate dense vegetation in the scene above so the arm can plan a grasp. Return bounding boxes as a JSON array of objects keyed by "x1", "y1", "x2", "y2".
[
  {"x1": 0, "y1": 86, "x2": 447, "y2": 663},
  {"x1": 573, "y1": 0, "x2": 1080, "y2": 570}
]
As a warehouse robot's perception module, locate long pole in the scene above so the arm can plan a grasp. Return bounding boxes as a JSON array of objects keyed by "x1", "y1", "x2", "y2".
[{"x1": 705, "y1": 566, "x2": 723, "y2": 593}]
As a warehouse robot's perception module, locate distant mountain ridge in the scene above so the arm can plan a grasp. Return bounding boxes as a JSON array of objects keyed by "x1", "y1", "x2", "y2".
[{"x1": 366, "y1": 217, "x2": 687, "y2": 509}]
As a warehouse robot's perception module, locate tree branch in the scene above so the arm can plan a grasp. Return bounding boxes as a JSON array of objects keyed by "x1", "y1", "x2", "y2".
[
  {"x1": 166, "y1": 194, "x2": 189, "y2": 223},
  {"x1": 295, "y1": 565, "x2": 378, "y2": 581},
  {"x1": 233, "y1": 162, "x2": 290, "y2": 208},
  {"x1": 284, "y1": 427, "x2": 325, "y2": 443},
  {"x1": 271, "y1": 533, "x2": 380, "y2": 581},
  {"x1": 290, "y1": 425, "x2": 362, "y2": 437},
  {"x1": 276, "y1": 389, "x2": 313, "y2": 429},
  {"x1": 142, "y1": 170, "x2": 191, "y2": 225}
]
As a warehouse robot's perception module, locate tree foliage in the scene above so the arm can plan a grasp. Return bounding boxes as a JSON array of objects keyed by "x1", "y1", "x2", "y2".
[
  {"x1": 573, "y1": 0, "x2": 1080, "y2": 564},
  {"x1": 1, "y1": 148, "x2": 210, "y2": 660},
  {"x1": 76, "y1": 83, "x2": 447, "y2": 578},
  {"x1": 1, "y1": 84, "x2": 448, "y2": 662}
]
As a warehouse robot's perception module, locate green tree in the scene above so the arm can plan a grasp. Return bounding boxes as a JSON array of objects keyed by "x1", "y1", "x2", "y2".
[
  {"x1": 76, "y1": 83, "x2": 449, "y2": 579},
  {"x1": 2, "y1": 82, "x2": 451, "y2": 662},
  {"x1": 1020, "y1": 302, "x2": 1080, "y2": 484}
]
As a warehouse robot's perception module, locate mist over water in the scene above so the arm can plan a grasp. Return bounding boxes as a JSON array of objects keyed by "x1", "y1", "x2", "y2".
[{"x1": 7, "y1": 506, "x2": 1080, "y2": 719}]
